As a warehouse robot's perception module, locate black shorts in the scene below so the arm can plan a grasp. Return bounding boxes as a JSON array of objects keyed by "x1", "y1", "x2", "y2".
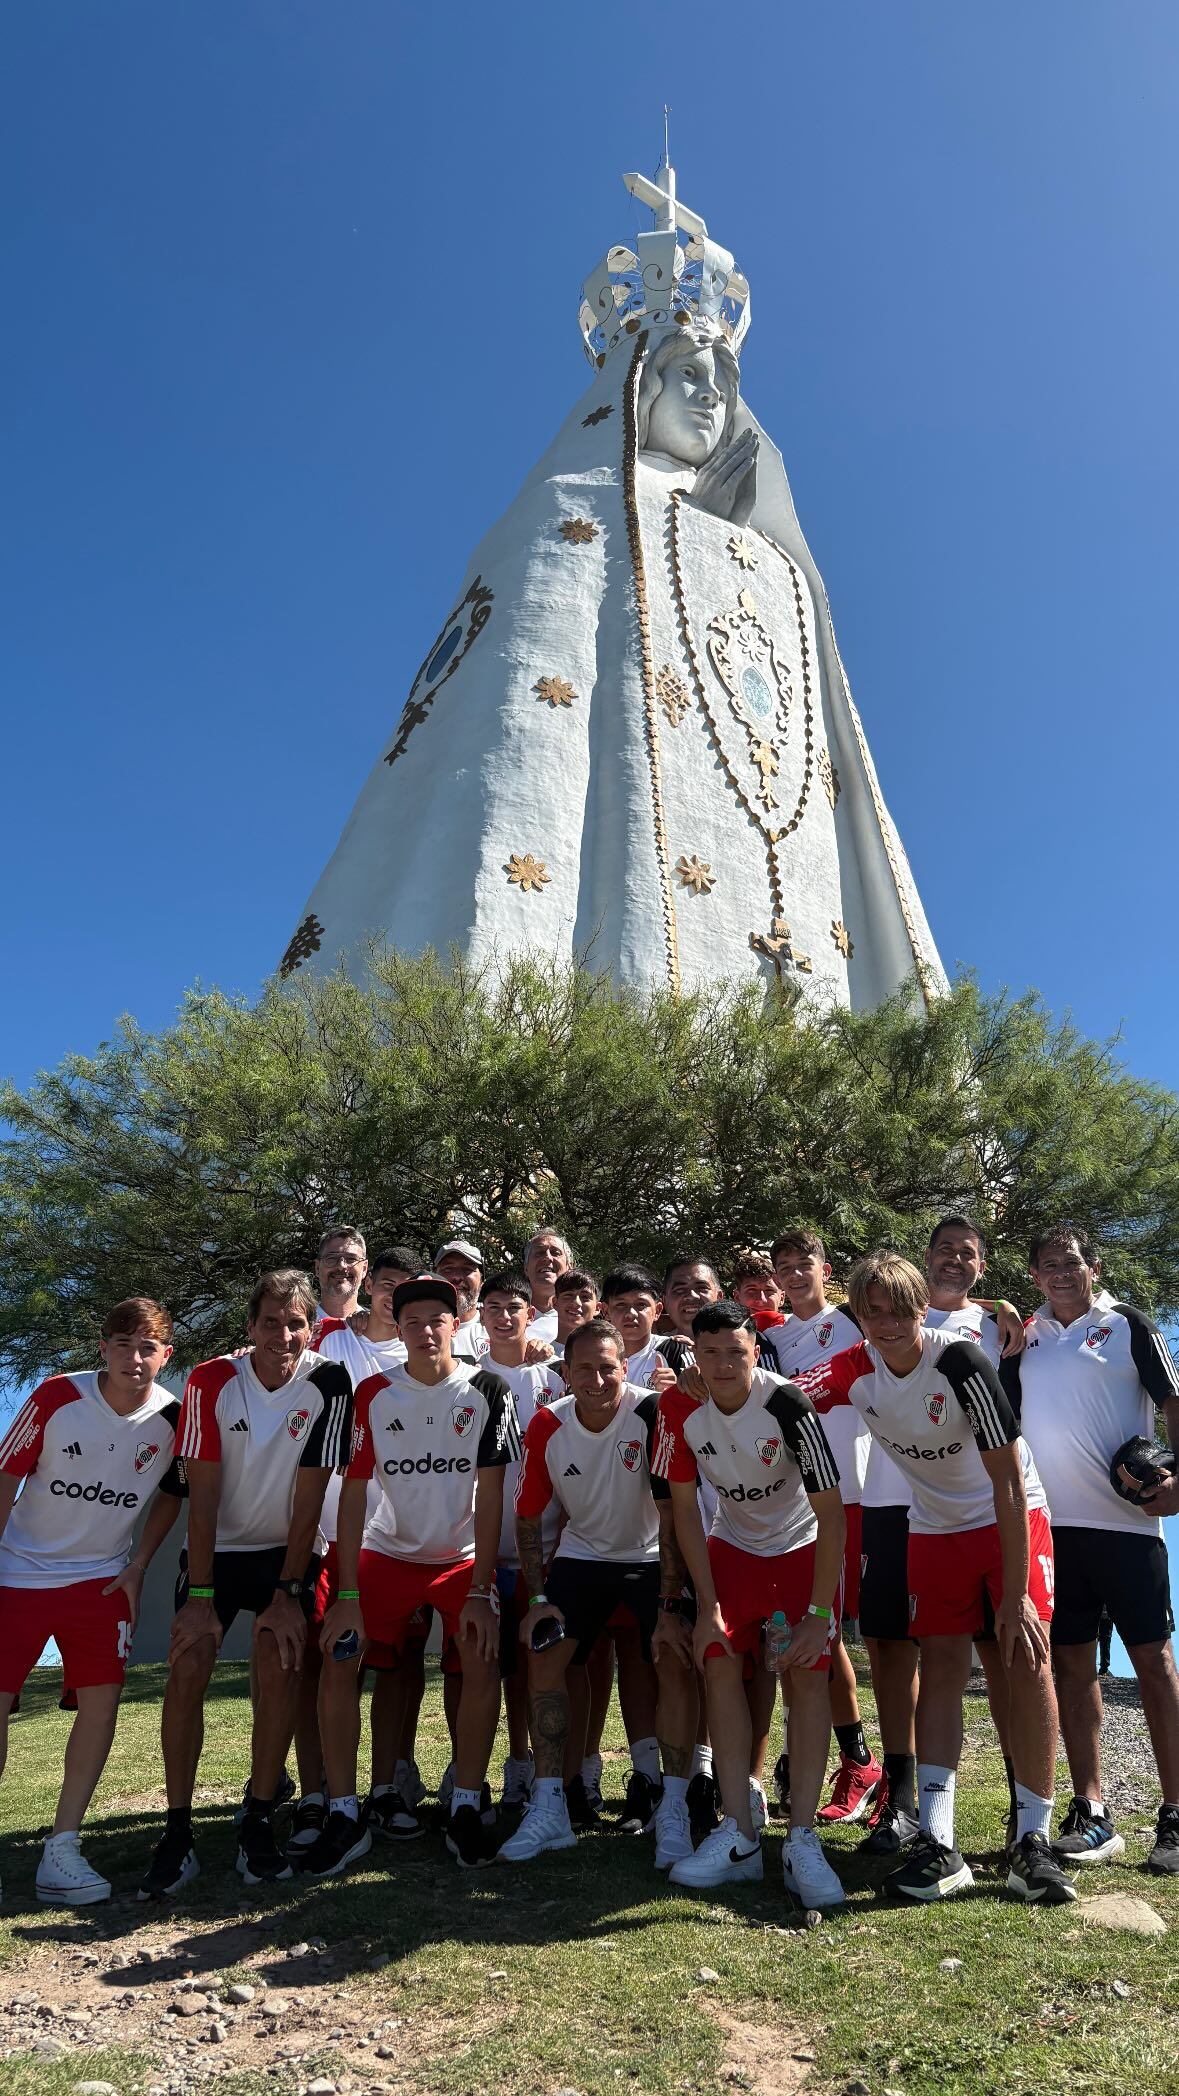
[
  {"x1": 1050, "y1": 1525, "x2": 1174, "y2": 1650},
  {"x1": 858, "y1": 1505, "x2": 913, "y2": 1643},
  {"x1": 546, "y1": 1557, "x2": 660, "y2": 1665},
  {"x1": 176, "y1": 1546, "x2": 319, "y2": 1637}
]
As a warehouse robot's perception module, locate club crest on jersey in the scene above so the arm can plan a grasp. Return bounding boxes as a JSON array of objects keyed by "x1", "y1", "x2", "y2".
[
  {"x1": 285, "y1": 1407, "x2": 311, "y2": 1441},
  {"x1": 618, "y1": 1439, "x2": 643, "y2": 1472},
  {"x1": 925, "y1": 1391, "x2": 947, "y2": 1426},
  {"x1": 451, "y1": 1404, "x2": 477, "y2": 1439},
  {"x1": 755, "y1": 1435, "x2": 782, "y2": 1467},
  {"x1": 133, "y1": 1442, "x2": 160, "y2": 1473},
  {"x1": 816, "y1": 1321, "x2": 834, "y2": 1348},
  {"x1": 1084, "y1": 1325, "x2": 1112, "y2": 1350}
]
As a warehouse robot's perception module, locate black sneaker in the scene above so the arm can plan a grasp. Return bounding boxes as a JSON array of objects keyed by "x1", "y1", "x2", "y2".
[
  {"x1": 886, "y1": 1832, "x2": 974, "y2": 1901},
  {"x1": 286, "y1": 1796, "x2": 327, "y2": 1854},
  {"x1": 772, "y1": 1753, "x2": 790, "y2": 1817},
  {"x1": 235, "y1": 1812, "x2": 293, "y2": 1886},
  {"x1": 1051, "y1": 1795, "x2": 1125, "y2": 1865},
  {"x1": 860, "y1": 1799, "x2": 920, "y2": 1857},
  {"x1": 137, "y1": 1823, "x2": 199, "y2": 1901},
  {"x1": 618, "y1": 1770, "x2": 663, "y2": 1835},
  {"x1": 363, "y1": 1787, "x2": 424, "y2": 1841},
  {"x1": 445, "y1": 1803, "x2": 496, "y2": 1869},
  {"x1": 1148, "y1": 1804, "x2": 1179, "y2": 1875},
  {"x1": 1007, "y1": 1831, "x2": 1077, "y2": 1904},
  {"x1": 479, "y1": 1780, "x2": 497, "y2": 1828},
  {"x1": 233, "y1": 1770, "x2": 296, "y2": 1826},
  {"x1": 687, "y1": 1771, "x2": 721, "y2": 1847},
  {"x1": 297, "y1": 1810, "x2": 373, "y2": 1881},
  {"x1": 564, "y1": 1773, "x2": 603, "y2": 1830}
]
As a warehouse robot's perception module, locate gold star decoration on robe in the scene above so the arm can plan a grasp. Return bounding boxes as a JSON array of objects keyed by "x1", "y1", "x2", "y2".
[
  {"x1": 505, "y1": 853, "x2": 551, "y2": 894},
  {"x1": 727, "y1": 534, "x2": 758, "y2": 570},
  {"x1": 675, "y1": 854, "x2": 715, "y2": 895},
  {"x1": 559, "y1": 518, "x2": 598, "y2": 545},
  {"x1": 534, "y1": 675, "x2": 576, "y2": 708},
  {"x1": 831, "y1": 920, "x2": 854, "y2": 959}
]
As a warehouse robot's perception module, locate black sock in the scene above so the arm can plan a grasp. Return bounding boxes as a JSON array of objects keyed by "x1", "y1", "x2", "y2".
[
  {"x1": 883, "y1": 1752, "x2": 917, "y2": 1818},
  {"x1": 1003, "y1": 1755, "x2": 1017, "y2": 1812},
  {"x1": 834, "y1": 1721, "x2": 871, "y2": 1768},
  {"x1": 244, "y1": 1794, "x2": 274, "y2": 1819},
  {"x1": 165, "y1": 1805, "x2": 192, "y2": 1838}
]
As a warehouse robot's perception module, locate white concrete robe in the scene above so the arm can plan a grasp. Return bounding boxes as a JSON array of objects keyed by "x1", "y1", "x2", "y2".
[{"x1": 283, "y1": 331, "x2": 946, "y2": 1009}]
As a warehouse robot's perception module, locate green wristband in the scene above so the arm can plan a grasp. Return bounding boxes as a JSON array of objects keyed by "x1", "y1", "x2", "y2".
[
  {"x1": 337, "y1": 1588, "x2": 360, "y2": 1602},
  {"x1": 189, "y1": 1585, "x2": 215, "y2": 1601},
  {"x1": 807, "y1": 1603, "x2": 832, "y2": 1621},
  {"x1": 529, "y1": 1592, "x2": 547, "y2": 1608}
]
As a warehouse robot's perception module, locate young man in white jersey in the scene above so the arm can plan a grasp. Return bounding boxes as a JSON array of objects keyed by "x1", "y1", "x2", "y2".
[
  {"x1": 140, "y1": 1270, "x2": 352, "y2": 1897},
  {"x1": 0, "y1": 1299, "x2": 184, "y2": 1906},
  {"x1": 548, "y1": 1268, "x2": 601, "y2": 1363},
  {"x1": 654, "y1": 1302, "x2": 847, "y2": 1908},
  {"x1": 765, "y1": 1230, "x2": 882, "y2": 1828},
  {"x1": 436, "y1": 1240, "x2": 490, "y2": 1364},
  {"x1": 803, "y1": 1251, "x2": 1073, "y2": 1905},
  {"x1": 499, "y1": 1318, "x2": 697, "y2": 1867},
  {"x1": 1014, "y1": 1221, "x2": 1179, "y2": 1874},
  {"x1": 291, "y1": 1245, "x2": 419, "y2": 1852},
  {"x1": 315, "y1": 1275, "x2": 520, "y2": 1875},
  {"x1": 523, "y1": 1230, "x2": 575, "y2": 1348},
  {"x1": 479, "y1": 1271, "x2": 564, "y2": 1809}
]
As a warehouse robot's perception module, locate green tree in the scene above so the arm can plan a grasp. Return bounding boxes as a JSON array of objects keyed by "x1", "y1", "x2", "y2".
[{"x1": 2, "y1": 952, "x2": 1178, "y2": 1385}]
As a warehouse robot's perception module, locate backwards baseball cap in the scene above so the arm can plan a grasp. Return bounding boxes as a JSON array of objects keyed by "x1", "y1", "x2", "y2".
[
  {"x1": 434, "y1": 1238, "x2": 484, "y2": 1267},
  {"x1": 391, "y1": 1274, "x2": 460, "y2": 1320}
]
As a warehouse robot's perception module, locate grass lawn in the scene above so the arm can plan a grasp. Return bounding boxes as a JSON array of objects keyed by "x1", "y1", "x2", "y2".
[{"x1": 0, "y1": 1656, "x2": 1174, "y2": 2096}]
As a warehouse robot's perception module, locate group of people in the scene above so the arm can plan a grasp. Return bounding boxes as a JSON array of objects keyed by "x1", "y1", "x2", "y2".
[{"x1": 1, "y1": 1216, "x2": 1176, "y2": 1919}]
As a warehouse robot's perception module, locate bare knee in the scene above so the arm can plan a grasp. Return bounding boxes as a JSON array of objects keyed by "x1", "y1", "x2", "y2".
[
  {"x1": 1129, "y1": 1639, "x2": 1176, "y2": 1689},
  {"x1": 168, "y1": 1642, "x2": 216, "y2": 1699}
]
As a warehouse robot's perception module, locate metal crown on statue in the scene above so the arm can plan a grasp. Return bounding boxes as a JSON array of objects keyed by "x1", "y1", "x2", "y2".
[{"x1": 578, "y1": 163, "x2": 751, "y2": 368}]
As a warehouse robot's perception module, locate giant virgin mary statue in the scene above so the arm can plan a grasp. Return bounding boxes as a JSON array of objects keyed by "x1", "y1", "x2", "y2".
[{"x1": 282, "y1": 165, "x2": 946, "y2": 1006}]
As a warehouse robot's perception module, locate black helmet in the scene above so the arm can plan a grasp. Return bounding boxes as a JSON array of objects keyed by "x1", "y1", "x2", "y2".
[{"x1": 1109, "y1": 1435, "x2": 1176, "y2": 1505}]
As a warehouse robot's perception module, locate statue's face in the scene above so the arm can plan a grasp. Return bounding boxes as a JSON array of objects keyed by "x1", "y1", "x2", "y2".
[{"x1": 643, "y1": 344, "x2": 729, "y2": 465}]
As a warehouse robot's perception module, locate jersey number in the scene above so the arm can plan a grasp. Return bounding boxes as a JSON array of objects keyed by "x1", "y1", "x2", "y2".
[
  {"x1": 1037, "y1": 1554, "x2": 1055, "y2": 1601},
  {"x1": 117, "y1": 1618, "x2": 134, "y2": 1660}
]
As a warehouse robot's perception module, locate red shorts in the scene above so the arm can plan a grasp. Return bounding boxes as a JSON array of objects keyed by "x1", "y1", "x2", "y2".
[
  {"x1": 313, "y1": 1544, "x2": 396, "y2": 1670},
  {"x1": 842, "y1": 1503, "x2": 862, "y2": 1620},
  {"x1": 907, "y1": 1509, "x2": 1055, "y2": 1638},
  {"x1": 359, "y1": 1549, "x2": 473, "y2": 1657},
  {"x1": 706, "y1": 1537, "x2": 839, "y2": 1672},
  {"x1": 0, "y1": 1580, "x2": 133, "y2": 1695}
]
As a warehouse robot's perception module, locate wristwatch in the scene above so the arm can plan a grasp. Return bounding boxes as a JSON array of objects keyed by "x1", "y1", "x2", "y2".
[
  {"x1": 658, "y1": 1596, "x2": 691, "y2": 1617},
  {"x1": 274, "y1": 1578, "x2": 304, "y2": 1600}
]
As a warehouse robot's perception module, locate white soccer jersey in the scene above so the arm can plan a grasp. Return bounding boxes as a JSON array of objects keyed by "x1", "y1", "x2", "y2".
[
  {"x1": 1013, "y1": 1290, "x2": 1179, "y2": 1537},
  {"x1": 529, "y1": 1307, "x2": 559, "y2": 1347},
  {"x1": 179, "y1": 1350, "x2": 353, "y2": 1552},
  {"x1": 451, "y1": 1318, "x2": 491, "y2": 1364},
  {"x1": 349, "y1": 1362, "x2": 520, "y2": 1563},
  {"x1": 797, "y1": 1332, "x2": 1046, "y2": 1537},
  {"x1": 514, "y1": 1386, "x2": 662, "y2": 1564},
  {"x1": 483, "y1": 1357, "x2": 564, "y2": 1563},
  {"x1": 766, "y1": 1307, "x2": 869, "y2": 1502},
  {"x1": 0, "y1": 1374, "x2": 184, "y2": 1588},
  {"x1": 312, "y1": 1321, "x2": 410, "y2": 1546},
  {"x1": 859, "y1": 1305, "x2": 1002, "y2": 1510},
  {"x1": 653, "y1": 1368, "x2": 840, "y2": 1558}
]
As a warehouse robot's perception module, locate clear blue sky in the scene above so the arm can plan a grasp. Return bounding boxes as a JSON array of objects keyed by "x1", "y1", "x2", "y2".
[{"x1": 3, "y1": 1, "x2": 1178, "y2": 1098}]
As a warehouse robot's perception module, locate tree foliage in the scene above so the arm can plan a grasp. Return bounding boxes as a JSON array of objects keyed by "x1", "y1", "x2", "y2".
[{"x1": 3, "y1": 951, "x2": 1178, "y2": 1385}]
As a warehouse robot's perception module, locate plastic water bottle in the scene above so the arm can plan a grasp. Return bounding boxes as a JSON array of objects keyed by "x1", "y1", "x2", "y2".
[
  {"x1": 765, "y1": 1609, "x2": 792, "y2": 1671},
  {"x1": 331, "y1": 1629, "x2": 361, "y2": 1661}
]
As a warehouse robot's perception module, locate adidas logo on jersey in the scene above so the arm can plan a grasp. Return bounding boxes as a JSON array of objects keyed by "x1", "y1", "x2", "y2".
[
  {"x1": 563, "y1": 1462, "x2": 581, "y2": 1477},
  {"x1": 229, "y1": 1419, "x2": 249, "y2": 1433},
  {"x1": 698, "y1": 1440, "x2": 717, "y2": 1458},
  {"x1": 384, "y1": 1419, "x2": 405, "y2": 1433},
  {"x1": 63, "y1": 1442, "x2": 81, "y2": 1459}
]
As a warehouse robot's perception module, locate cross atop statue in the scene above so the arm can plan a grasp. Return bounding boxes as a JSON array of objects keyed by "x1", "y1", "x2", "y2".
[{"x1": 623, "y1": 123, "x2": 708, "y2": 241}]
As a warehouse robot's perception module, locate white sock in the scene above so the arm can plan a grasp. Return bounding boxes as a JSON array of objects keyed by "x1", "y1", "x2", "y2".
[
  {"x1": 1015, "y1": 1784, "x2": 1053, "y2": 1842},
  {"x1": 662, "y1": 1774, "x2": 689, "y2": 1803},
  {"x1": 534, "y1": 1776, "x2": 564, "y2": 1806},
  {"x1": 371, "y1": 1783, "x2": 398, "y2": 1800},
  {"x1": 300, "y1": 1788, "x2": 326, "y2": 1808},
  {"x1": 1085, "y1": 1795, "x2": 1106, "y2": 1815},
  {"x1": 581, "y1": 1753, "x2": 602, "y2": 1785},
  {"x1": 451, "y1": 1786, "x2": 480, "y2": 1815},
  {"x1": 329, "y1": 1794, "x2": 359, "y2": 1822},
  {"x1": 691, "y1": 1744, "x2": 714, "y2": 1780},
  {"x1": 630, "y1": 1735, "x2": 660, "y2": 1781},
  {"x1": 917, "y1": 1764, "x2": 957, "y2": 1849}
]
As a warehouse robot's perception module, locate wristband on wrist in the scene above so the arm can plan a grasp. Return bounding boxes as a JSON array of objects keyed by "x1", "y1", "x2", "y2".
[
  {"x1": 807, "y1": 1603, "x2": 832, "y2": 1621},
  {"x1": 337, "y1": 1588, "x2": 360, "y2": 1602},
  {"x1": 528, "y1": 1592, "x2": 548, "y2": 1608},
  {"x1": 189, "y1": 1585, "x2": 215, "y2": 1601}
]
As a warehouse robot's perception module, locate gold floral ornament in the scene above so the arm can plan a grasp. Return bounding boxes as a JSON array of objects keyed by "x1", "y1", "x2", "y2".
[
  {"x1": 831, "y1": 920, "x2": 854, "y2": 959},
  {"x1": 505, "y1": 853, "x2": 551, "y2": 894},
  {"x1": 655, "y1": 663, "x2": 690, "y2": 728},
  {"x1": 279, "y1": 913, "x2": 324, "y2": 979},
  {"x1": 582, "y1": 403, "x2": 614, "y2": 427},
  {"x1": 675, "y1": 854, "x2": 715, "y2": 895},
  {"x1": 534, "y1": 675, "x2": 576, "y2": 709},
  {"x1": 727, "y1": 534, "x2": 758, "y2": 571},
  {"x1": 559, "y1": 518, "x2": 598, "y2": 545},
  {"x1": 818, "y1": 746, "x2": 840, "y2": 810},
  {"x1": 750, "y1": 917, "x2": 812, "y2": 979}
]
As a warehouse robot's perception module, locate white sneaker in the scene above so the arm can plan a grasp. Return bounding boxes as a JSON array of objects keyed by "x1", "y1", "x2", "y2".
[
  {"x1": 653, "y1": 1793, "x2": 693, "y2": 1870},
  {"x1": 496, "y1": 1792, "x2": 576, "y2": 1864},
  {"x1": 749, "y1": 1777, "x2": 768, "y2": 1832},
  {"x1": 502, "y1": 1754, "x2": 534, "y2": 1809},
  {"x1": 395, "y1": 1758, "x2": 425, "y2": 1809},
  {"x1": 669, "y1": 1816, "x2": 763, "y2": 1888},
  {"x1": 36, "y1": 1833, "x2": 111, "y2": 1907},
  {"x1": 581, "y1": 1754, "x2": 604, "y2": 1814},
  {"x1": 782, "y1": 1825, "x2": 845, "y2": 1909}
]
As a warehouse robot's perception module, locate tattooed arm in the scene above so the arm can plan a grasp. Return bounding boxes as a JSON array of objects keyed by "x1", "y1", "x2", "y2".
[{"x1": 651, "y1": 1501, "x2": 693, "y2": 1665}]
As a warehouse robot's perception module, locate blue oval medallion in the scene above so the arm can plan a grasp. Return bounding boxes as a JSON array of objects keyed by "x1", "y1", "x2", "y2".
[
  {"x1": 741, "y1": 664, "x2": 772, "y2": 719},
  {"x1": 425, "y1": 623, "x2": 464, "y2": 682}
]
